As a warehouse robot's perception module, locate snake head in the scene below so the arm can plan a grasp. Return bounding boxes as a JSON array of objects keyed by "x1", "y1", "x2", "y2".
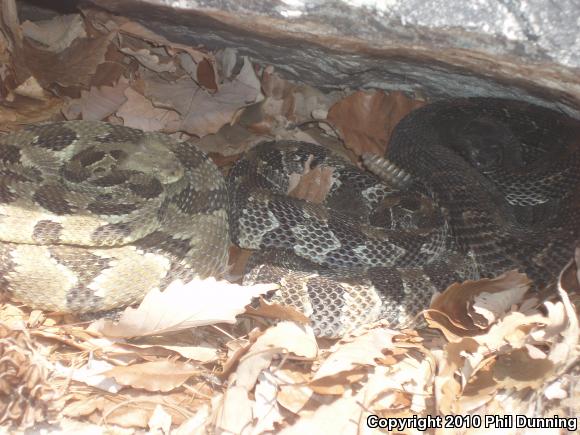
[
  {"x1": 450, "y1": 117, "x2": 521, "y2": 172},
  {"x1": 465, "y1": 140, "x2": 503, "y2": 171},
  {"x1": 116, "y1": 136, "x2": 184, "y2": 184}
]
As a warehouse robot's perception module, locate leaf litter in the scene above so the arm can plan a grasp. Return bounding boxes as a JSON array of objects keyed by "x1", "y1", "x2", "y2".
[{"x1": 0, "y1": 1, "x2": 577, "y2": 433}]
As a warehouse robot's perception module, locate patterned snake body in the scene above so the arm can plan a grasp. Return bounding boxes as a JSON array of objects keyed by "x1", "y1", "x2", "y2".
[
  {"x1": 230, "y1": 98, "x2": 580, "y2": 335},
  {"x1": 0, "y1": 121, "x2": 228, "y2": 313},
  {"x1": 386, "y1": 98, "x2": 580, "y2": 286},
  {"x1": 1, "y1": 98, "x2": 579, "y2": 336}
]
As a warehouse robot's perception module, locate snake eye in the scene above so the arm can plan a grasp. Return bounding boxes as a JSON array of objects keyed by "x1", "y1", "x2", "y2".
[{"x1": 469, "y1": 146, "x2": 502, "y2": 170}]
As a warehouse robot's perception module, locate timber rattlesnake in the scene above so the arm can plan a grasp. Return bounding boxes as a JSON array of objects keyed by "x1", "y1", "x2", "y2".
[
  {"x1": 1, "y1": 98, "x2": 579, "y2": 336},
  {"x1": 0, "y1": 122, "x2": 229, "y2": 313}
]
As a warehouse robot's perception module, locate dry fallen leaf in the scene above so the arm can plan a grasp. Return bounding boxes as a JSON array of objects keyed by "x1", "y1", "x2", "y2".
[
  {"x1": 559, "y1": 247, "x2": 580, "y2": 294},
  {"x1": 253, "y1": 371, "x2": 285, "y2": 433},
  {"x1": 144, "y1": 57, "x2": 262, "y2": 136},
  {"x1": 117, "y1": 20, "x2": 209, "y2": 64},
  {"x1": 425, "y1": 270, "x2": 531, "y2": 340},
  {"x1": 275, "y1": 368, "x2": 315, "y2": 415},
  {"x1": 433, "y1": 276, "x2": 579, "y2": 416},
  {"x1": 173, "y1": 403, "x2": 212, "y2": 435},
  {"x1": 12, "y1": 76, "x2": 47, "y2": 100},
  {"x1": 278, "y1": 395, "x2": 363, "y2": 435},
  {"x1": 23, "y1": 33, "x2": 114, "y2": 89},
  {"x1": 105, "y1": 360, "x2": 198, "y2": 392},
  {"x1": 260, "y1": 66, "x2": 344, "y2": 125},
  {"x1": 117, "y1": 86, "x2": 181, "y2": 131},
  {"x1": 54, "y1": 357, "x2": 122, "y2": 393},
  {"x1": 327, "y1": 90, "x2": 425, "y2": 156},
  {"x1": 233, "y1": 321, "x2": 318, "y2": 391},
  {"x1": 121, "y1": 341, "x2": 220, "y2": 363},
  {"x1": 148, "y1": 404, "x2": 173, "y2": 434},
  {"x1": 119, "y1": 46, "x2": 177, "y2": 73},
  {"x1": 196, "y1": 57, "x2": 218, "y2": 91},
  {"x1": 214, "y1": 386, "x2": 253, "y2": 434},
  {"x1": 0, "y1": 323, "x2": 58, "y2": 428},
  {"x1": 21, "y1": 14, "x2": 86, "y2": 53},
  {"x1": 89, "y1": 278, "x2": 277, "y2": 338},
  {"x1": 74, "y1": 81, "x2": 129, "y2": 121},
  {"x1": 245, "y1": 297, "x2": 311, "y2": 325},
  {"x1": 287, "y1": 155, "x2": 335, "y2": 204},
  {"x1": 0, "y1": 96, "x2": 65, "y2": 129},
  {"x1": 312, "y1": 328, "x2": 397, "y2": 383},
  {"x1": 492, "y1": 348, "x2": 554, "y2": 390}
]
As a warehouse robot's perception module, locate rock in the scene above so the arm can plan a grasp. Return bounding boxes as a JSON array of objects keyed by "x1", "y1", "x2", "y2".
[{"x1": 26, "y1": 0, "x2": 580, "y2": 113}]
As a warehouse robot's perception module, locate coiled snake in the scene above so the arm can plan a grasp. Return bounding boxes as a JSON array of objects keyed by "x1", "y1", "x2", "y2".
[{"x1": 1, "y1": 98, "x2": 579, "y2": 336}]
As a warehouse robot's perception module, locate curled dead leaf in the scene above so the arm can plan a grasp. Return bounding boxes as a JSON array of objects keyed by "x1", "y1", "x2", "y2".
[
  {"x1": 558, "y1": 247, "x2": 580, "y2": 294},
  {"x1": 425, "y1": 270, "x2": 531, "y2": 340}
]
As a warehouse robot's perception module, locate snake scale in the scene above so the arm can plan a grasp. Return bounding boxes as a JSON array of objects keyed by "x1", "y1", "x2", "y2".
[{"x1": 1, "y1": 98, "x2": 579, "y2": 336}]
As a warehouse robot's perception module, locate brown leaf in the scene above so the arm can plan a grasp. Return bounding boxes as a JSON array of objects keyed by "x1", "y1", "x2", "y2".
[
  {"x1": 197, "y1": 122, "x2": 265, "y2": 157},
  {"x1": 425, "y1": 270, "x2": 531, "y2": 340},
  {"x1": 119, "y1": 46, "x2": 176, "y2": 73},
  {"x1": 492, "y1": 348, "x2": 554, "y2": 390},
  {"x1": 227, "y1": 245, "x2": 253, "y2": 279},
  {"x1": 12, "y1": 76, "x2": 47, "y2": 100},
  {"x1": 0, "y1": 96, "x2": 64, "y2": 129},
  {"x1": 327, "y1": 90, "x2": 424, "y2": 156},
  {"x1": 61, "y1": 396, "x2": 105, "y2": 418},
  {"x1": 117, "y1": 20, "x2": 208, "y2": 63},
  {"x1": 105, "y1": 360, "x2": 198, "y2": 392},
  {"x1": 260, "y1": 66, "x2": 344, "y2": 124},
  {"x1": 261, "y1": 66, "x2": 295, "y2": 100},
  {"x1": 23, "y1": 33, "x2": 114, "y2": 89},
  {"x1": 462, "y1": 360, "x2": 498, "y2": 402},
  {"x1": 196, "y1": 58, "x2": 218, "y2": 91},
  {"x1": 102, "y1": 399, "x2": 151, "y2": 428},
  {"x1": 287, "y1": 156, "x2": 335, "y2": 204},
  {"x1": 116, "y1": 86, "x2": 180, "y2": 131},
  {"x1": 173, "y1": 404, "x2": 211, "y2": 434},
  {"x1": 253, "y1": 371, "x2": 285, "y2": 432},
  {"x1": 122, "y1": 342, "x2": 219, "y2": 363},
  {"x1": 74, "y1": 81, "x2": 129, "y2": 121},
  {"x1": 246, "y1": 297, "x2": 311, "y2": 325},
  {"x1": 144, "y1": 57, "x2": 261, "y2": 136},
  {"x1": 91, "y1": 59, "x2": 127, "y2": 88}
]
